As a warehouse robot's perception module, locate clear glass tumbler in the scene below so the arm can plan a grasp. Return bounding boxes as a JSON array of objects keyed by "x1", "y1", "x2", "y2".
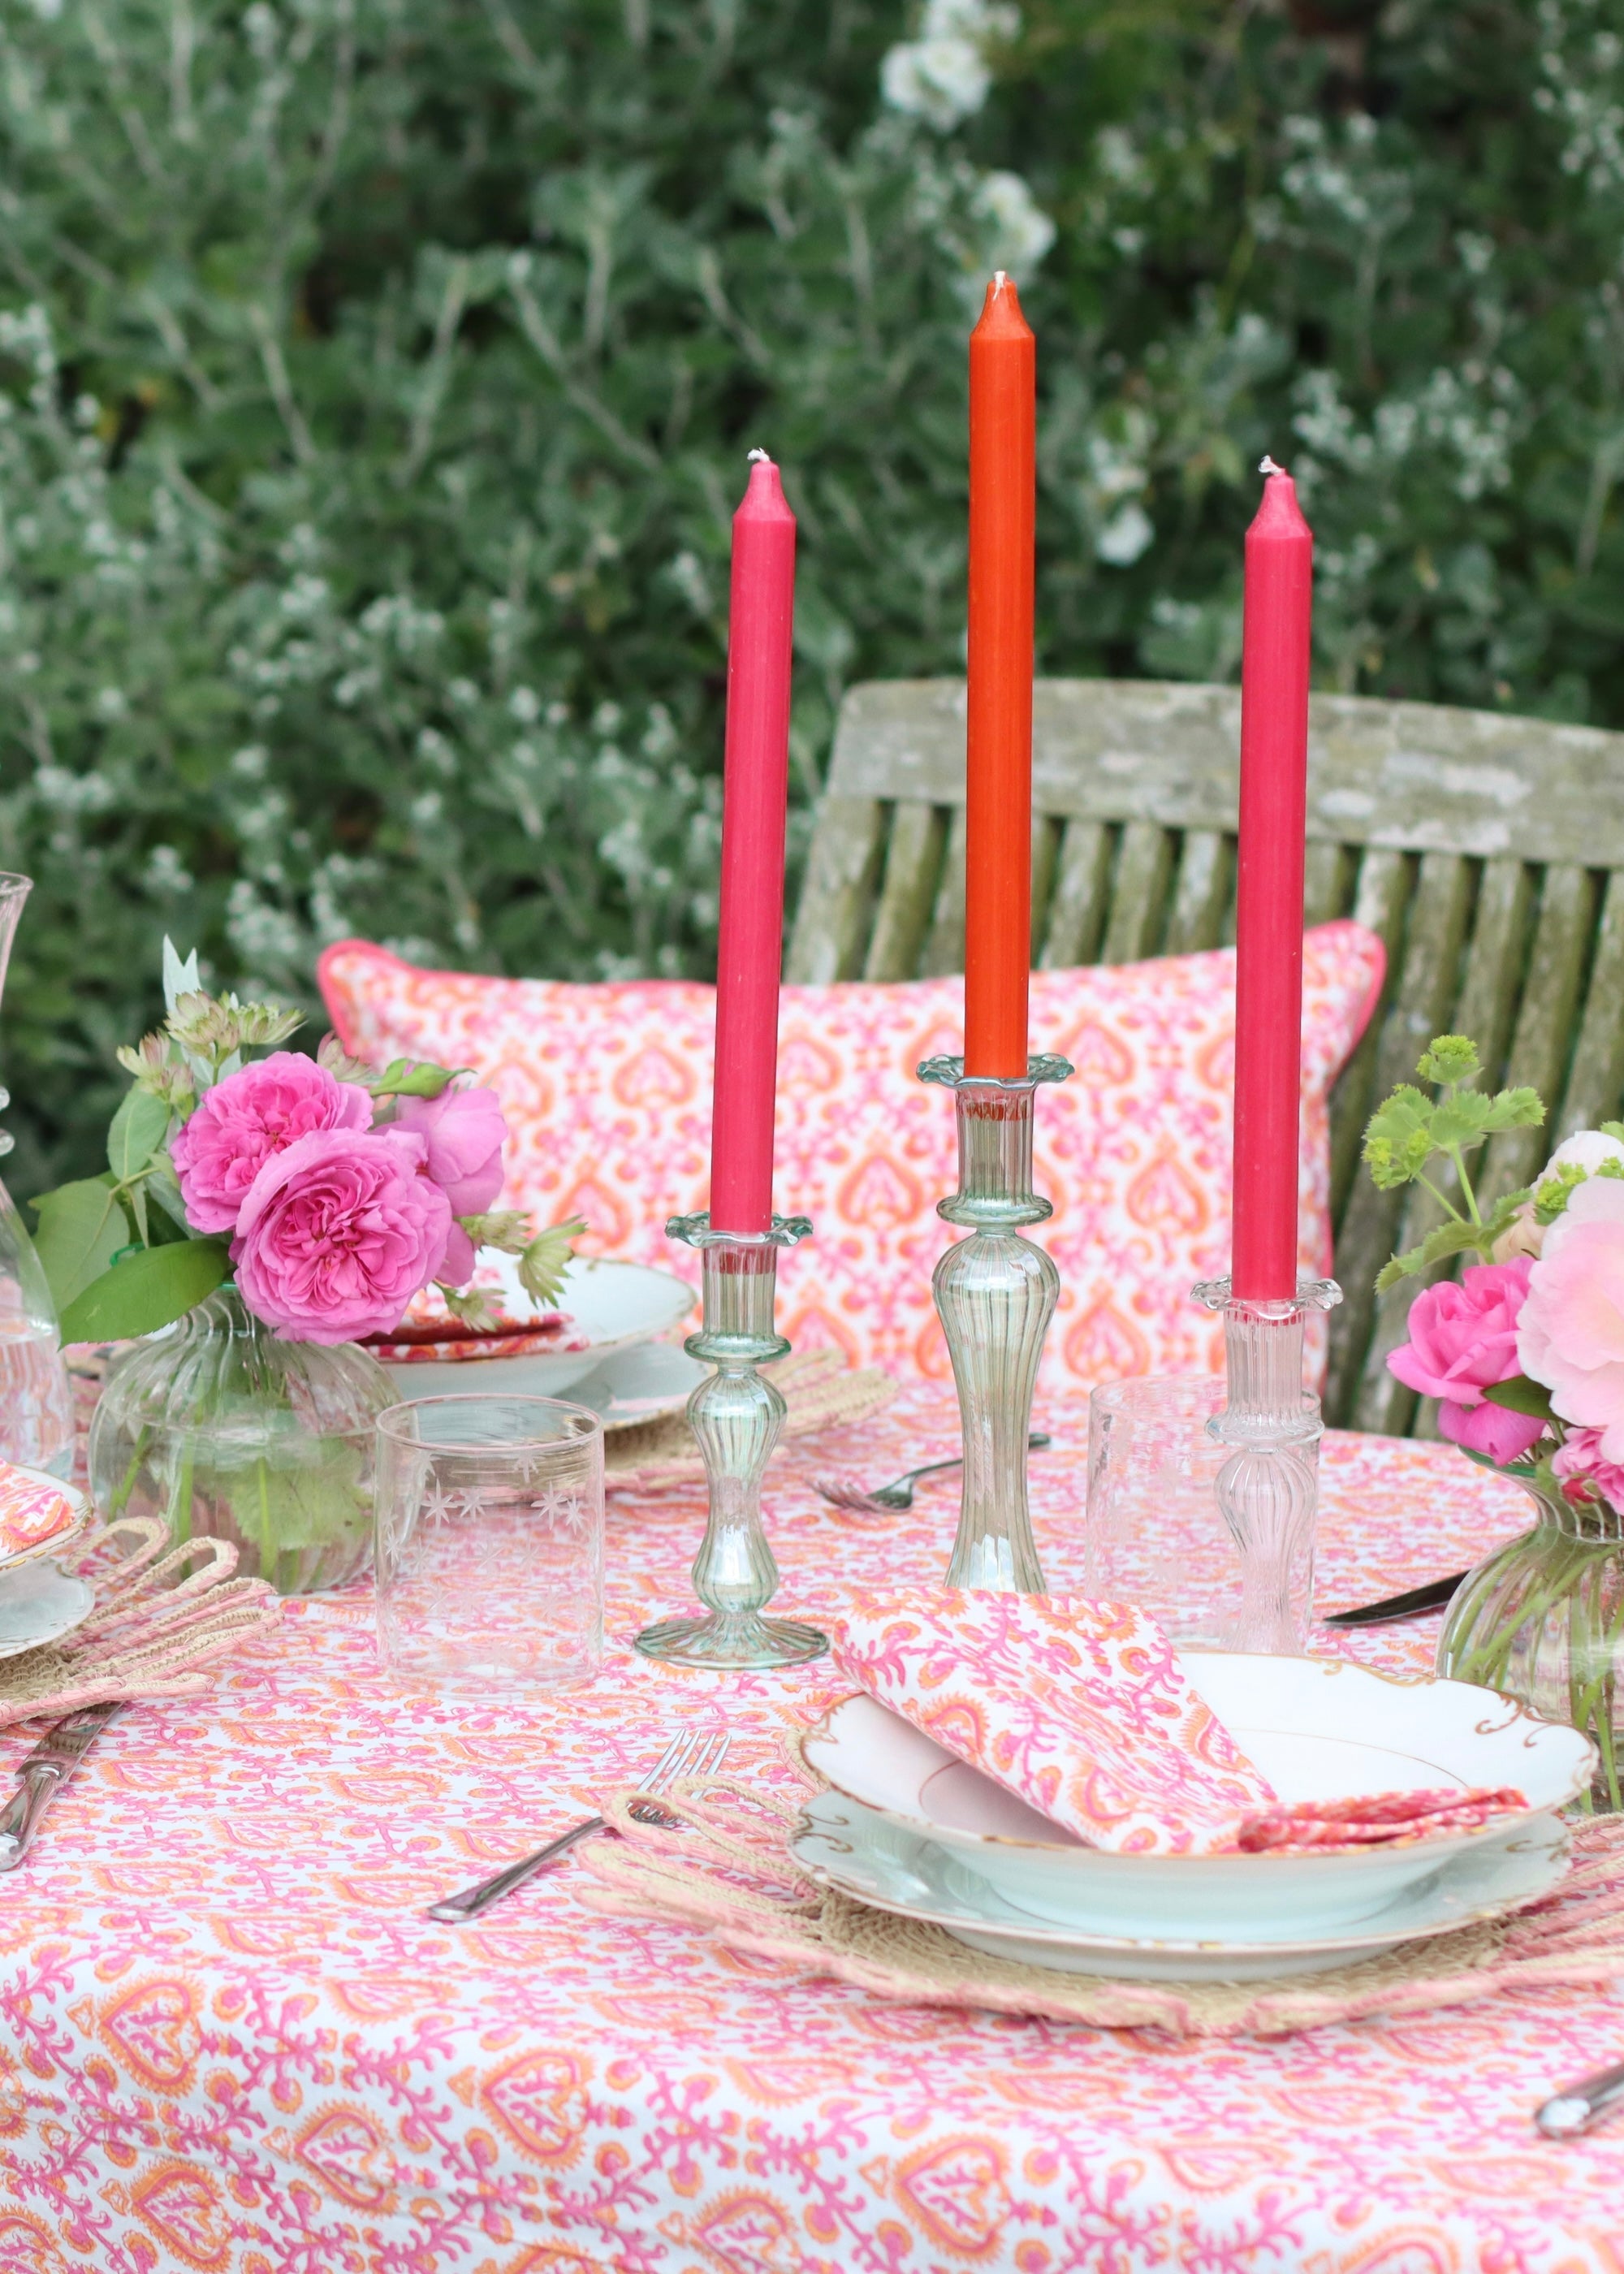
[
  {"x1": 1084, "y1": 1375, "x2": 1236, "y2": 1649},
  {"x1": 374, "y1": 1394, "x2": 603, "y2": 1693}
]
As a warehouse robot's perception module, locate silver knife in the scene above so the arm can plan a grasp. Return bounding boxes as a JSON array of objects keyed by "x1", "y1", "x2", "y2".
[{"x1": 0, "y1": 1700, "x2": 123, "y2": 1871}]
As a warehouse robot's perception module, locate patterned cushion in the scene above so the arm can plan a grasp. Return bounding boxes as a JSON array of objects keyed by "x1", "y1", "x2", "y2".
[{"x1": 317, "y1": 921, "x2": 1384, "y2": 1394}]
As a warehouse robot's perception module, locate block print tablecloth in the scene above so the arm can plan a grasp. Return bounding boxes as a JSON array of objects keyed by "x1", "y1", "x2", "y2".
[{"x1": 2, "y1": 1384, "x2": 1622, "y2": 2274}]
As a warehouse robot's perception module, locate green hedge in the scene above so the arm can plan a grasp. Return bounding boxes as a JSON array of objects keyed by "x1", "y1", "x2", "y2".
[{"x1": 2, "y1": 0, "x2": 1622, "y2": 1189}]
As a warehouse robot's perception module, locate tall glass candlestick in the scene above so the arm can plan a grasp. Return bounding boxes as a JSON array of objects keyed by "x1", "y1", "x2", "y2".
[
  {"x1": 920, "y1": 1052, "x2": 1072, "y2": 1591},
  {"x1": 634, "y1": 1211, "x2": 826, "y2": 1670},
  {"x1": 1194, "y1": 1272, "x2": 1342, "y2": 1654}
]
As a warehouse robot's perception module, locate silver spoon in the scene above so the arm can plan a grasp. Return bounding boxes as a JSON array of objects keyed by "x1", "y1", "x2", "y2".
[{"x1": 815, "y1": 1433, "x2": 1053, "y2": 1516}]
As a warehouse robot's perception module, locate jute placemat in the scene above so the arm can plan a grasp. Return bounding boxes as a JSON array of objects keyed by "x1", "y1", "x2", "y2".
[
  {"x1": 577, "y1": 1772, "x2": 1624, "y2": 2038},
  {"x1": 0, "y1": 1515, "x2": 280, "y2": 1727},
  {"x1": 606, "y1": 1348, "x2": 896, "y2": 1492}
]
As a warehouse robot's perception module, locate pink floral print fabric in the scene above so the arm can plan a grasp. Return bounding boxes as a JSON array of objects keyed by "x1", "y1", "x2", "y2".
[
  {"x1": 832, "y1": 1586, "x2": 1525, "y2": 1856},
  {"x1": 2, "y1": 1390, "x2": 1620, "y2": 2272},
  {"x1": 318, "y1": 919, "x2": 1384, "y2": 1393}
]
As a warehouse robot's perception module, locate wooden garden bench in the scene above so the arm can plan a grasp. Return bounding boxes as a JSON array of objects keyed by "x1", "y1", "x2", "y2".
[{"x1": 785, "y1": 678, "x2": 1624, "y2": 1435}]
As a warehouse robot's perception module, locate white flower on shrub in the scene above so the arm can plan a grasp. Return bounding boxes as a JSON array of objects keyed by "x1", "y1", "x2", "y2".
[
  {"x1": 881, "y1": 0, "x2": 1018, "y2": 132},
  {"x1": 1095, "y1": 501, "x2": 1155, "y2": 566},
  {"x1": 970, "y1": 169, "x2": 1056, "y2": 273}
]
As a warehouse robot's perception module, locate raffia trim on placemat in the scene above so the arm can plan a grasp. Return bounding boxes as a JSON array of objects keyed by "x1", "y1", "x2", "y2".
[
  {"x1": 0, "y1": 1515, "x2": 281, "y2": 1727},
  {"x1": 605, "y1": 1348, "x2": 896, "y2": 1493},
  {"x1": 576, "y1": 1775, "x2": 1624, "y2": 2038}
]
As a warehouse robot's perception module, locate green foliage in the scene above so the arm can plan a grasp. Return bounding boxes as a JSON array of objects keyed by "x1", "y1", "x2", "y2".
[
  {"x1": 1364, "y1": 1032, "x2": 1544, "y2": 1290},
  {"x1": 57, "y1": 1236, "x2": 231, "y2": 1344},
  {"x1": 7, "y1": 0, "x2": 1624, "y2": 1187}
]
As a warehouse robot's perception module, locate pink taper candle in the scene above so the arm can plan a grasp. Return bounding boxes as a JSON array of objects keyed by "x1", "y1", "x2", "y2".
[
  {"x1": 708, "y1": 450, "x2": 797, "y2": 1234},
  {"x1": 1231, "y1": 456, "x2": 1313, "y2": 1301}
]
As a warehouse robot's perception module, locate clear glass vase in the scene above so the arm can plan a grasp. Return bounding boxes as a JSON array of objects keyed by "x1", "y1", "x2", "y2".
[
  {"x1": 87, "y1": 1286, "x2": 395, "y2": 1593},
  {"x1": 1438, "y1": 1479, "x2": 1624, "y2": 1814},
  {"x1": 0, "y1": 873, "x2": 71, "y2": 1479}
]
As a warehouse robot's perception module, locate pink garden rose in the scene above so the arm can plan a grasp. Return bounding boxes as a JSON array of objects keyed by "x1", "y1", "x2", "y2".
[
  {"x1": 394, "y1": 1086, "x2": 507, "y2": 1217},
  {"x1": 1387, "y1": 1259, "x2": 1546, "y2": 1464},
  {"x1": 172, "y1": 1053, "x2": 372, "y2": 1234},
  {"x1": 1519, "y1": 1176, "x2": 1624, "y2": 1462},
  {"x1": 1552, "y1": 1428, "x2": 1624, "y2": 1517},
  {"x1": 232, "y1": 1127, "x2": 451, "y2": 1342}
]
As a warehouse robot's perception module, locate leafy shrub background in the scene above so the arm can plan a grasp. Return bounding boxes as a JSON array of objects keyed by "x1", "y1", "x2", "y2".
[{"x1": 2, "y1": 0, "x2": 1623, "y2": 1189}]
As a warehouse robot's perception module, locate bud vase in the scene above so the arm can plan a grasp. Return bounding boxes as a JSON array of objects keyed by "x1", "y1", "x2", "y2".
[
  {"x1": 1438, "y1": 1478, "x2": 1624, "y2": 1814},
  {"x1": 87, "y1": 1286, "x2": 395, "y2": 1594}
]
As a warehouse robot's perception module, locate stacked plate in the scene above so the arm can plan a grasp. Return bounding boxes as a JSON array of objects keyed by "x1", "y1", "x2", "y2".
[
  {"x1": 0, "y1": 1467, "x2": 93, "y2": 1661},
  {"x1": 796, "y1": 1657, "x2": 1595, "y2": 1981},
  {"x1": 371, "y1": 1253, "x2": 700, "y2": 1424}
]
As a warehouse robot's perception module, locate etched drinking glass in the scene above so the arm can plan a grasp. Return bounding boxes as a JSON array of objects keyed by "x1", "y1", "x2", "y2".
[
  {"x1": 1085, "y1": 1375, "x2": 1237, "y2": 1649},
  {"x1": 374, "y1": 1394, "x2": 603, "y2": 1693}
]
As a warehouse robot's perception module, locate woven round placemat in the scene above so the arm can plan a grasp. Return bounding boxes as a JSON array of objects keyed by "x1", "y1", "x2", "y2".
[
  {"x1": 0, "y1": 1514, "x2": 280, "y2": 1726},
  {"x1": 606, "y1": 1348, "x2": 896, "y2": 1492},
  {"x1": 577, "y1": 1774, "x2": 1624, "y2": 2038}
]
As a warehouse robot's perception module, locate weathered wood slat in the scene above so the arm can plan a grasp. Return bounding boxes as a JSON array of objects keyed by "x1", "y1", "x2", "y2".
[
  {"x1": 1559, "y1": 868, "x2": 1624, "y2": 1137},
  {"x1": 827, "y1": 679, "x2": 1624, "y2": 863},
  {"x1": 1363, "y1": 857, "x2": 1535, "y2": 1442},
  {"x1": 921, "y1": 806, "x2": 969, "y2": 978},
  {"x1": 1479, "y1": 863, "x2": 1596, "y2": 1206},
  {"x1": 1332, "y1": 854, "x2": 1475, "y2": 1430},
  {"x1": 1031, "y1": 813, "x2": 1061, "y2": 962},
  {"x1": 1100, "y1": 822, "x2": 1173, "y2": 966},
  {"x1": 1328, "y1": 848, "x2": 1414, "y2": 1235},
  {"x1": 785, "y1": 796, "x2": 886, "y2": 984},
  {"x1": 1040, "y1": 819, "x2": 1113, "y2": 969},
  {"x1": 1303, "y1": 839, "x2": 1352, "y2": 928},
  {"x1": 1164, "y1": 830, "x2": 1233, "y2": 955},
  {"x1": 863, "y1": 802, "x2": 946, "y2": 982}
]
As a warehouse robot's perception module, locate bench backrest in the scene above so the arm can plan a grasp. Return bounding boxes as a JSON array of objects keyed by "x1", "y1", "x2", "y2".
[{"x1": 786, "y1": 678, "x2": 1624, "y2": 1431}]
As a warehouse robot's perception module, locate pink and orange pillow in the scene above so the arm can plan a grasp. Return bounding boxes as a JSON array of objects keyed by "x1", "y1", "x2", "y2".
[{"x1": 318, "y1": 920, "x2": 1383, "y2": 1396}]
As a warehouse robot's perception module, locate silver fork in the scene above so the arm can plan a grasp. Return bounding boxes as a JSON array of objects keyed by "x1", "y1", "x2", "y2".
[
  {"x1": 1535, "y1": 2056, "x2": 1624, "y2": 2138},
  {"x1": 815, "y1": 1432, "x2": 1052, "y2": 1515},
  {"x1": 426, "y1": 1726, "x2": 729, "y2": 1922}
]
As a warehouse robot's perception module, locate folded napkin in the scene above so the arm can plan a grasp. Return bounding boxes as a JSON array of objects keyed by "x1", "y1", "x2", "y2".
[{"x1": 831, "y1": 1589, "x2": 1526, "y2": 1858}]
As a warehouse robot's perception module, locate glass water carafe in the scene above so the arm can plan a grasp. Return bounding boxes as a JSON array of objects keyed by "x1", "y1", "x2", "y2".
[{"x1": 0, "y1": 877, "x2": 71, "y2": 1478}]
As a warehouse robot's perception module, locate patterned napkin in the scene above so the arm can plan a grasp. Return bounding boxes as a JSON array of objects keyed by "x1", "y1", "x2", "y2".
[
  {"x1": 830, "y1": 1589, "x2": 1527, "y2": 1858},
  {"x1": 0, "y1": 1464, "x2": 84, "y2": 1567}
]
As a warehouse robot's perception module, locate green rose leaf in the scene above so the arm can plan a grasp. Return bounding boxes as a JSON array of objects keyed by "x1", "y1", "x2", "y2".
[
  {"x1": 106, "y1": 1087, "x2": 171, "y2": 1183},
  {"x1": 370, "y1": 1057, "x2": 467, "y2": 1099},
  {"x1": 58, "y1": 1237, "x2": 231, "y2": 1344},
  {"x1": 29, "y1": 1177, "x2": 127, "y2": 1312},
  {"x1": 1482, "y1": 1373, "x2": 1557, "y2": 1419}
]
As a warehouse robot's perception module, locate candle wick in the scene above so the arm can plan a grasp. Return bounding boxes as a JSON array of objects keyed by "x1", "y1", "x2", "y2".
[
  {"x1": 746, "y1": 446, "x2": 771, "y2": 465},
  {"x1": 1259, "y1": 453, "x2": 1287, "y2": 478},
  {"x1": 993, "y1": 269, "x2": 1008, "y2": 288}
]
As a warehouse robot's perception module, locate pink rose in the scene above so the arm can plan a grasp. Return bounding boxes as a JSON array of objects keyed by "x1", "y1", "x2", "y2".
[
  {"x1": 1552, "y1": 1427, "x2": 1624, "y2": 1517},
  {"x1": 1519, "y1": 1177, "x2": 1624, "y2": 1461},
  {"x1": 394, "y1": 1086, "x2": 508, "y2": 1217},
  {"x1": 172, "y1": 1053, "x2": 372, "y2": 1234},
  {"x1": 232, "y1": 1127, "x2": 451, "y2": 1343},
  {"x1": 1388, "y1": 1259, "x2": 1546, "y2": 1464}
]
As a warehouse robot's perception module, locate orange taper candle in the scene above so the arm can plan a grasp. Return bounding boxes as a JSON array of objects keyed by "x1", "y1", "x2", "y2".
[{"x1": 964, "y1": 271, "x2": 1036, "y2": 1079}]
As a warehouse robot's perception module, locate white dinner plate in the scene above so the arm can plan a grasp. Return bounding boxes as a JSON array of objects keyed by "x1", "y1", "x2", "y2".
[
  {"x1": 799, "y1": 1658, "x2": 1596, "y2": 1942},
  {"x1": 0, "y1": 1559, "x2": 96, "y2": 1661},
  {"x1": 375, "y1": 1256, "x2": 694, "y2": 1399},
  {"x1": 793, "y1": 1789, "x2": 1570, "y2": 1980},
  {"x1": 568, "y1": 1341, "x2": 707, "y2": 1433}
]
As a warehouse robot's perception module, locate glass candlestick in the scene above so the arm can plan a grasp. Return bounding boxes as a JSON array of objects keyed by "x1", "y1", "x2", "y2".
[
  {"x1": 918, "y1": 1053, "x2": 1073, "y2": 1592},
  {"x1": 634, "y1": 1210, "x2": 827, "y2": 1670},
  {"x1": 1192, "y1": 1273, "x2": 1343, "y2": 1654}
]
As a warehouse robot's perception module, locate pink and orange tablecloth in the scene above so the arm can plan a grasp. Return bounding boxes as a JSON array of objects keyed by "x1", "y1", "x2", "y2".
[{"x1": 2, "y1": 1384, "x2": 1623, "y2": 2273}]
